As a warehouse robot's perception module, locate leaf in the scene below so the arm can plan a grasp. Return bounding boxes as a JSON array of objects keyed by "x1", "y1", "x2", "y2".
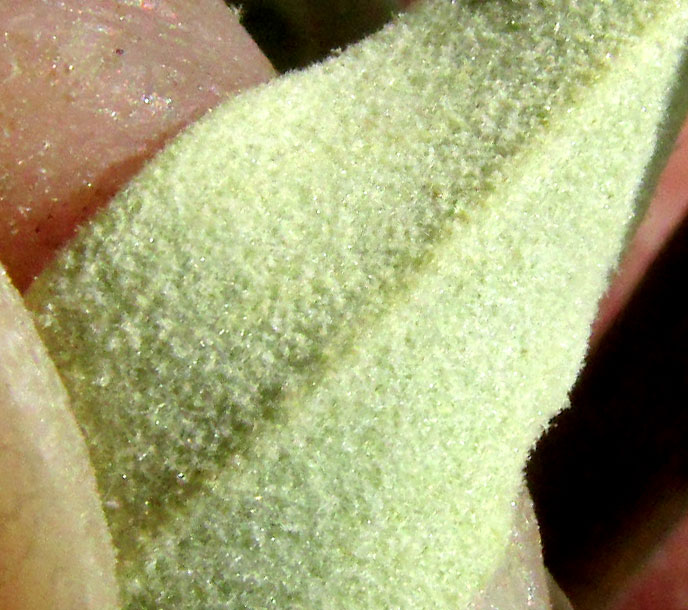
[{"x1": 27, "y1": 1, "x2": 688, "y2": 606}]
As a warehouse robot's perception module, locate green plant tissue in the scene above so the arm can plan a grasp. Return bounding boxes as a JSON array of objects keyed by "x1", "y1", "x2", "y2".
[{"x1": 26, "y1": 1, "x2": 688, "y2": 607}]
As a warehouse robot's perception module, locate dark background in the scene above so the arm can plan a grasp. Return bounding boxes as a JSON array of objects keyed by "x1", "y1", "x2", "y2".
[
  {"x1": 527, "y1": 214, "x2": 688, "y2": 609},
  {"x1": 229, "y1": 0, "x2": 400, "y2": 71}
]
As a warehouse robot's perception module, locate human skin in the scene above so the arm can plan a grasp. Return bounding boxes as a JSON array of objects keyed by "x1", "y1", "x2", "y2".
[
  {"x1": 1, "y1": 0, "x2": 687, "y2": 607},
  {"x1": 0, "y1": 0, "x2": 275, "y2": 292},
  {"x1": 610, "y1": 513, "x2": 688, "y2": 610}
]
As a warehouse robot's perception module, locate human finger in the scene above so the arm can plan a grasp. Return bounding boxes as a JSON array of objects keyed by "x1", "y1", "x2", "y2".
[{"x1": 0, "y1": 0, "x2": 275, "y2": 292}]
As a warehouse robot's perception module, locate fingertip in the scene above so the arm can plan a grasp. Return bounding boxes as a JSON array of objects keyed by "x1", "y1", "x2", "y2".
[{"x1": 0, "y1": 0, "x2": 274, "y2": 291}]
